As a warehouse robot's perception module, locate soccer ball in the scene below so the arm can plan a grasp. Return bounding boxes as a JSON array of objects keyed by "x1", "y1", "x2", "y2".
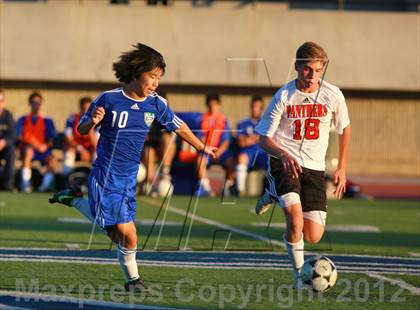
[
  {"x1": 301, "y1": 256, "x2": 338, "y2": 292},
  {"x1": 157, "y1": 179, "x2": 174, "y2": 197}
]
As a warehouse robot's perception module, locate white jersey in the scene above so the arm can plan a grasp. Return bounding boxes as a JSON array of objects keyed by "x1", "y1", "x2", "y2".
[{"x1": 255, "y1": 79, "x2": 350, "y2": 171}]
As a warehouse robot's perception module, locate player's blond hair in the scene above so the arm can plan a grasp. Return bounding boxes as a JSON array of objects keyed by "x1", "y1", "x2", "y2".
[{"x1": 296, "y1": 42, "x2": 328, "y2": 66}]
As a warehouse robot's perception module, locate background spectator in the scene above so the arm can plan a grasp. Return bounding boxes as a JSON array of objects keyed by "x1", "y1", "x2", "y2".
[
  {"x1": 235, "y1": 96, "x2": 267, "y2": 196},
  {"x1": 16, "y1": 91, "x2": 57, "y2": 192},
  {"x1": 196, "y1": 94, "x2": 236, "y2": 197},
  {"x1": 0, "y1": 89, "x2": 16, "y2": 190},
  {"x1": 63, "y1": 96, "x2": 98, "y2": 175}
]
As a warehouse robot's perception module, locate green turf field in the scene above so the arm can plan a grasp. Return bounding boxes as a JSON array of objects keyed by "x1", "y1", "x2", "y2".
[
  {"x1": 1, "y1": 193, "x2": 419, "y2": 256},
  {"x1": 0, "y1": 193, "x2": 419, "y2": 309}
]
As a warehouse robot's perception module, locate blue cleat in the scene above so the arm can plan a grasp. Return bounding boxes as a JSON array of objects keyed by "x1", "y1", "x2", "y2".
[{"x1": 255, "y1": 191, "x2": 274, "y2": 215}]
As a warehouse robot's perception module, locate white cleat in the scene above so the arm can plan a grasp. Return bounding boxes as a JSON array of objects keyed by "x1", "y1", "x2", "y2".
[{"x1": 255, "y1": 191, "x2": 274, "y2": 215}]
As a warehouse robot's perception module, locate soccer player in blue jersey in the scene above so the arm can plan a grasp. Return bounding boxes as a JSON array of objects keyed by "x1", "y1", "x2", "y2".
[
  {"x1": 235, "y1": 96, "x2": 268, "y2": 196},
  {"x1": 49, "y1": 43, "x2": 217, "y2": 292}
]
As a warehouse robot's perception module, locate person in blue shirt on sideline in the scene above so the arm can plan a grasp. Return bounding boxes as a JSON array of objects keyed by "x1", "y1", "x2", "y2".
[
  {"x1": 49, "y1": 43, "x2": 216, "y2": 293},
  {"x1": 235, "y1": 96, "x2": 267, "y2": 196}
]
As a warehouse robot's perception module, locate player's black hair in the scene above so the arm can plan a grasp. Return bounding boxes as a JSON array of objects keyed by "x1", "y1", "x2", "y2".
[
  {"x1": 29, "y1": 91, "x2": 42, "y2": 102},
  {"x1": 205, "y1": 94, "x2": 220, "y2": 107},
  {"x1": 251, "y1": 95, "x2": 263, "y2": 106},
  {"x1": 79, "y1": 96, "x2": 92, "y2": 109},
  {"x1": 113, "y1": 43, "x2": 166, "y2": 84}
]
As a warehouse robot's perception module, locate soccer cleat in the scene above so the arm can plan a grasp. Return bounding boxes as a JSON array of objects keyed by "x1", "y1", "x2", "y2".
[
  {"x1": 20, "y1": 180, "x2": 32, "y2": 193},
  {"x1": 294, "y1": 277, "x2": 311, "y2": 290},
  {"x1": 293, "y1": 268, "x2": 303, "y2": 289},
  {"x1": 195, "y1": 186, "x2": 211, "y2": 197},
  {"x1": 255, "y1": 191, "x2": 274, "y2": 215},
  {"x1": 124, "y1": 277, "x2": 149, "y2": 293},
  {"x1": 48, "y1": 187, "x2": 83, "y2": 206}
]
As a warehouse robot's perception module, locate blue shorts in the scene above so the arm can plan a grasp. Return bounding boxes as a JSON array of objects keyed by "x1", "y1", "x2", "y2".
[
  {"x1": 202, "y1": 149, "x2": 233, "y2": 167},
  {"x1": 240, "y1": 148, "x2": 268, "y2": 170},
  {"x1": 88, "y1": 174, "x2": 137, "y2": 230},
  {"x1": 31, "y1": 149, "x2": 53, "y2": 164}
]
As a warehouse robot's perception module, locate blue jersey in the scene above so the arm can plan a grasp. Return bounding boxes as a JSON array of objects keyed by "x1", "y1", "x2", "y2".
[
  {"x1": 237, "y1": 117, "x2": 260, "y2": 152},
  {"x1": 81, "y1": 88, "x2": 183, "y2": 191}
]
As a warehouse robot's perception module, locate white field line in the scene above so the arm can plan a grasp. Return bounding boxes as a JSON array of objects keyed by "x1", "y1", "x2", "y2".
[
  {"x1": 0, "y1": 304, "x2": 31, "y2": 310},
  {"x1": 1, "y1": 253, "x2": 419, "y2": 270},
  {"x1": 366, "y1": 273, "x2": 420, "y2": 295},
  {"x1": 409, "y1": 252, "x2": 420, "y2": 257},
  {"x1": 1, "y1": 248, "x2": 420, "y2": 263},
  {"x1": 0, "y1": 254, "x2": 420, "y2": 272},
  {"x1": 251, "y1": 223, "x2": 380, "y2": 232},
  {"x1": 1, "y1": 254, "x2": 420, "y2": 275},
  {"x1": 316, "y1": 252, "x2": 420, "y2": 261},
  {"x1": 0, "y1": 290, "x2": 186, "y2": 310},
  {"x1": 142, "y1": 197, "x2": 285, "y2": 248},
  {"x1": 1, "y1": 256, "x2": 420, "y2": 275}
]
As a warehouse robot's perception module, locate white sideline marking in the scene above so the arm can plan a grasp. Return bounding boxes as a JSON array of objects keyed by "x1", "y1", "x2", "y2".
[
  {"x1": 0, "y1": 304, "x2": 31, "y2": 310},
  {"x1": 0, "y1": 290, "x2": 186, "y2": 310},
  {"x1": 367, "y1": 273, "x2": 420, "y2": 295},
  {"x1": 409, "y1": 252, "x2": 420, "y2": 257},
  {"x1": 57, "y1": 217, "x2": 182, "y2": 226},
  {"x1": 1, "y1": 253, "x2": 420, "y2": 275},
  {"x1": 1, "y1": 253, "x2": 419, "y2": 269},
  {"x1": 65, "y1": 243, "x2": 80, "y2": 250},
  {"x1": 1, "y1": 248, "x2": 419, "y2": 262},
  {"x1": 0, "y1": 256, "x2": 419, "y2": 275},
  {"x1": 319, "y1": 252, "x2": 420, "y2": 261},
  {"x1": 250, "y1": 222, "x2": 380, "y2": 232}
]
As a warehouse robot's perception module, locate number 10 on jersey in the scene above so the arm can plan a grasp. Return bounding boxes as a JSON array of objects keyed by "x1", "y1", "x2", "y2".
[{"x1": 111, "y1": 111, "x2": 128, "y2": 128}]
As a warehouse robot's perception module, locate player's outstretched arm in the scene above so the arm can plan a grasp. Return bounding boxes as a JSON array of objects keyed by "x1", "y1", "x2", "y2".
[
  {"x1": 175, "y1": 122, "x2": 217, "y2": 159},
  {"x1": 333, "y1": 124, "x2": 351, "y2": 199},
  {"x1": 78, "y1": 107, "x2": 105, "y2": 135},
  {"x1": 259, "y1": 135, "x2": 302, "y2": 179}
]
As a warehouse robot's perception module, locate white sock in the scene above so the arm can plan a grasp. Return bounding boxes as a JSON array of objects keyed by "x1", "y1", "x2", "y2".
[
  {"x1": 162, "y1": 166, "x2": 171, "y2": 178},
  {"x1": 38, "y1": 172, "x2": 54, "y2": 191},
  {"x1": 117, "y1": 244, "x2": 139, "y2": 282},
  {"x1": 22, "y1": 168, "x2": 32, "y2": 182},
  {"x1": 63, "y1": 151, "x2": 76, "y2": 174},
  {"x1": 283, "y1": 233, "x2": 304, "y2": 281},
  {"x1": 236, "y1": 164, "x2": 248, "y2": 193},
  {"x1": 71, "y1": 197, "x2": 94, "y2": 223},
  {"x1": 200, "y1": 178, "x2": 211, "y2": 192}
]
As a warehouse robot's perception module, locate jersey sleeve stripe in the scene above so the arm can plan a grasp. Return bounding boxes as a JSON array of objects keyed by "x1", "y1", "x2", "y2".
[{"x1": 173, "y1": 115, "x2": 184, "y2": 126}]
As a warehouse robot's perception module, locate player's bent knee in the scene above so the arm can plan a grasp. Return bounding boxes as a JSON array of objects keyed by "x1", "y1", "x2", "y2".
[
  {"x1": 120, "y1": 234, "x2": 137, "y2": 249},
  {"x1": 303, "y1": 231, "x2": 324, "y2": 244}
]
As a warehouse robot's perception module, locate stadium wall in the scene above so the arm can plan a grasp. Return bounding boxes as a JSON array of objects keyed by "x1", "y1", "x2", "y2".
[
  {"x1": 1, "y1": 0, "x2": 419, "y2": 178},
  {"x1": 0, "y1": 0, "x2": 419, "y2": 91}
]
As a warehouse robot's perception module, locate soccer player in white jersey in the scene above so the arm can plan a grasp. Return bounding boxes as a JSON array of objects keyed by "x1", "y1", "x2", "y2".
[
  {"x1": 254, "y1": 42, "x2": 351, "y2": 288},
  {"x1": 50, "y1": 43, "x2": 217, "y2": 292}
]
